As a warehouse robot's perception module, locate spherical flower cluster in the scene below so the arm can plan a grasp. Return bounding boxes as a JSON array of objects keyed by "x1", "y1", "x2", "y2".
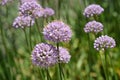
[
  {"x1": 31, "y1": 43, "x2": 58, "y2": 68},
  {"x1": 43, "y1": 7, "x2": 55, "y2": 17},
  {"x1": 19, "y1": 1, "x2": 44, "y2": 18},
  {"x1": 43, "y1": 20, "x2": 72, "y2": 42},
  {"x1": 83, "y1": 4, "x2": 104, "y2": 17},
  {"x1": 58, "y1": 47, "x2": 71, "y2": 63},
  {"x1": 84, "y1": 20, "x2": 103, "y2": 33},
  {"x1": 0, "y1": 0, "x2": 11, "y2": 5},
  {"x1": 94, "y1": 35, "x2": 116, "y2": 51},
  {"x1": 13, "y1": 15, "x2": 34, "y2": 28}
]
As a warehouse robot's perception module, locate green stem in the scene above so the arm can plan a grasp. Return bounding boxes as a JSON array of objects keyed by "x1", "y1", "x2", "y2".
[
  {"x1": 23, "y1": 29, "x2": 28, "y2": 46},
  {"x1": 29, "y1": 25, "x2": 32, "y2": 51},
  {"x1": 66, "y1": 0, "x2": 70, "y2": 23},
  {"x1": 35, "y1": 19, "x2": 42, "y2": 42},
  {"x1": 23, "y1": 29, "x2": 30, "y2": 53},
  {"x1": 99, "y1": 51, "x2": 107, "y2": 80},
  {"x1": 108, "y1": 53, "x2": 118, "y2": 79},
  {"x1": 38, "y1": 68, "x2": 45, "y2": 80},
  {"x1": 87, "y1": 34, "x2": 92, "y2": 79},
  {"x1": 0, "y1": 23, "x2": 7, "y2": 54},
  {"x1": 0, "y1": 17, "x2": 13, "y2": 80},
  {"x1": 57, "y1": 0, "x2": 61, "y2": 19},
  {"x1": 56, "y1": 43, "x2": 63, "y2": 80},
  {"x1": 104, "y1": 51, "x2": 109, "y2": 80},
  {"x1": 45, "y1": 68, "x2": 51, "y2": 80},
  {"x1": 93, "y1": 15, "x2": 98, "y2": 21}
]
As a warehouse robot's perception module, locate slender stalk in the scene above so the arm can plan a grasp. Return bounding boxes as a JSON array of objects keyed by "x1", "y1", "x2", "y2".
[
  {"x1": 59, "y1": 63, "x2": 65, "y2": 79},
  {"x1": 66, "y1": 0, "x2": 70, "y2": 23},
  {"x1": 99, "y1": 50, "x2": 109, "y2": 80},
  {"x1": 108, "y1": 53, "x2": 118, "y2": 79},
  {"x1": 99, "y1": 51, "x2": 107, "y2": 80},
  {"x1": 56, "y1": 43, "x2": 63, "y2": 80},
  {"x1": 23, "y1": 29, "x2": 28, "y2": 46},
  {"x1": 104, "y1": 50, "x2": 109, "y2": 80},
  {"x1": 29, "y1": 25, "x2": 32, "y2": 51},
  {"x1": 87, "y1": 34, "x2": 92, "y2": 80},
  {"x1": 93, "y1": 15, "x2": 98, "y2": 21},
  {"x1": 0, "y1": 16, "x2": 14, "y2": 80},
  {"x1": 23, "y1": 28, "x2": 30, "y2": 53},
  {"x1": 0, "y1": 22, "x2": 7, "y2": 54},
  {"x1": 56, "y1": 0, "x2": 61, "y2": 19},
  {"x1": 45, "y1": 68, "x2": 51, "y2": 80},
  {"x1": 58, "y1": 63, "x2": 63, "y2": 80},
  {"x1": 35, "y1": 19, "x2": 42, "y2": 42},
  {"x1": 37, "y1": 68, "x2": 45, "y2": 80}
]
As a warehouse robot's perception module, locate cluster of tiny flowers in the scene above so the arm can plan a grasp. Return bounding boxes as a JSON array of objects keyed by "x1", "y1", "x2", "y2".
[
  {"x1": 94, "y1": 35, "x2": 116, "y2": 51},
  {"x1": 58, "y1": 47, "x2": 71, "y2": 63},
  {"x1": 84, "y1": 20, "x2": 103, "y2": 33},
  {"x1": 19, "y1": 1, "x2": 44, "y2": 18},
  {"x1": 31, "y1": 43, "x2": 58, "y2": 68},
  {"x1": 83, "y1": 4, "x2": 104, "y2": 17},
  {"x1": 0, "y1": 0, "x2": 11, "y2": 5},
  {"x1": 13, "y1": 15, "x2": 34, "y2": 28},
  {"x1": 31, "y1": 42, "x2": 71, "y2": 68},
  {"x1": 43, "y1": 20, "x2": 72, "y2": 42},
  {"x1": 43, "y1": 7, "x2": 55, "y2": 18}
]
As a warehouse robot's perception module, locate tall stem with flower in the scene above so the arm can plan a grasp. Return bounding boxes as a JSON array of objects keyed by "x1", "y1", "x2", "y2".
[
  {"x1": 43, "y1": 20, "x2": 72, "y2": 80},
  {"x1": 94, "y1": 35, "x2": 116, "y2": 80},
  {"x1": 83, "y1": 4, "x2": 104, "y2": 79}
]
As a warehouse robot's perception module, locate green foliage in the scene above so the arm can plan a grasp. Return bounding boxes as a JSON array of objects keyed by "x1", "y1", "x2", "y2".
[{"x1": 0, "y1": 0, "x2": 120, "y2": 80}]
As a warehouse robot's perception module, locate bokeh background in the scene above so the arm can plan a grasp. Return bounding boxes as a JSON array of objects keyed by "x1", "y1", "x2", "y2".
[{"x1": 0, "y1": 0, "x2": 120, "y2": 80}]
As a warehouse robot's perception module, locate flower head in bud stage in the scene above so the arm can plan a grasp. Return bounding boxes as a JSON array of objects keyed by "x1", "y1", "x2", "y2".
[
  {"x1": 83, "y1": 4, "x2": 104, "y2": 17},
  {"x1": 13, "y1": 15, "x2": 34, "y2": 28},
  {"x1": 94, "y1": 35, "x2": 116, "y2": 51},
  {"x1": 58, "y1": 47, "x2": 71, "y2": 63},
  {"x1": 31, "y1": 43, "x2": 58, "y2": 68},
  {"x1": 43, "y1": 7, "x2": 55, "y2": 17},
  {"x1": 19, "y1": 1, "x2": 44, "y2": 18},
  {"x1": 43, "y1": 20, "x2": 72, "y2": 43},
  {"x1": 84, "y1": 20, "x2": 103, "y2": 34}
]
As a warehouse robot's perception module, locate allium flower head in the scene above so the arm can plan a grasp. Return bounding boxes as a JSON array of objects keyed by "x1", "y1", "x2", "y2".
[
  {"x1": 84, "y1": 20, "x2": 103, "y2": 33},
  {"x1": 58, "y1": 47, "x2": 71, "y2": 63},
  {"x1": 31, "y1": 43, "x2": 58, "y2": 68},
  {"x1": 83, "y1": 4, "x2": 104, "y2": 17},
  {"x1": 43, "y1": 20, "x2": 72, "y2": 42},
  {"x1": 19, "y1": 1, "x2": 44, "y2": 18},
  {"x1": 0, "y1": 0, "x2": 11, "y2": 5},
  {"x1": 43, "y1": 7, "x2": 55, "y2": 17},
  {"x1": 94, "y1": 35, "x2": 116, "y2": 51},
  {"x1": 13, "y1": 15, "x2": 34, "y2": 28}
]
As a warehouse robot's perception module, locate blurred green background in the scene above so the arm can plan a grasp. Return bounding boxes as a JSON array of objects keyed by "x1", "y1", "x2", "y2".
[{"x1": 0, "y1": 0, "x2": 120, "y2": 80}]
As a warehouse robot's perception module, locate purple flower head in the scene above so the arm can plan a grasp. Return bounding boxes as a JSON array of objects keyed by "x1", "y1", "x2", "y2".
[
  {"x1": 43, "y1": 7, "x2": 55, "y2": 17},
  {"x1": 58, "y1": 47, "x2": 71, "y2": 63},
  {"x1": 84, "y1": 20, "x2": 103, "y2": 33},
  {"x1": 13, "y1": 15, "x2": 34, "y2": 28},
  {"x1": 83, "y1": 4, "x2": 104, "y2": 17},
  {"x1": 94, "y1": 35, "x2": 116, "y2": 51},
  {"x1": 31, "y1": 43, "x2": 58, "y2": 68},
  {"x1": 19, "y1": 1, "x2": 44, "y2": 18},
  {"x1": 0, "y1": 0, "x2": 11, "y2": 5},
  {"x1": 43, "y1": 20, "x2": 72, "y2": 42}
]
